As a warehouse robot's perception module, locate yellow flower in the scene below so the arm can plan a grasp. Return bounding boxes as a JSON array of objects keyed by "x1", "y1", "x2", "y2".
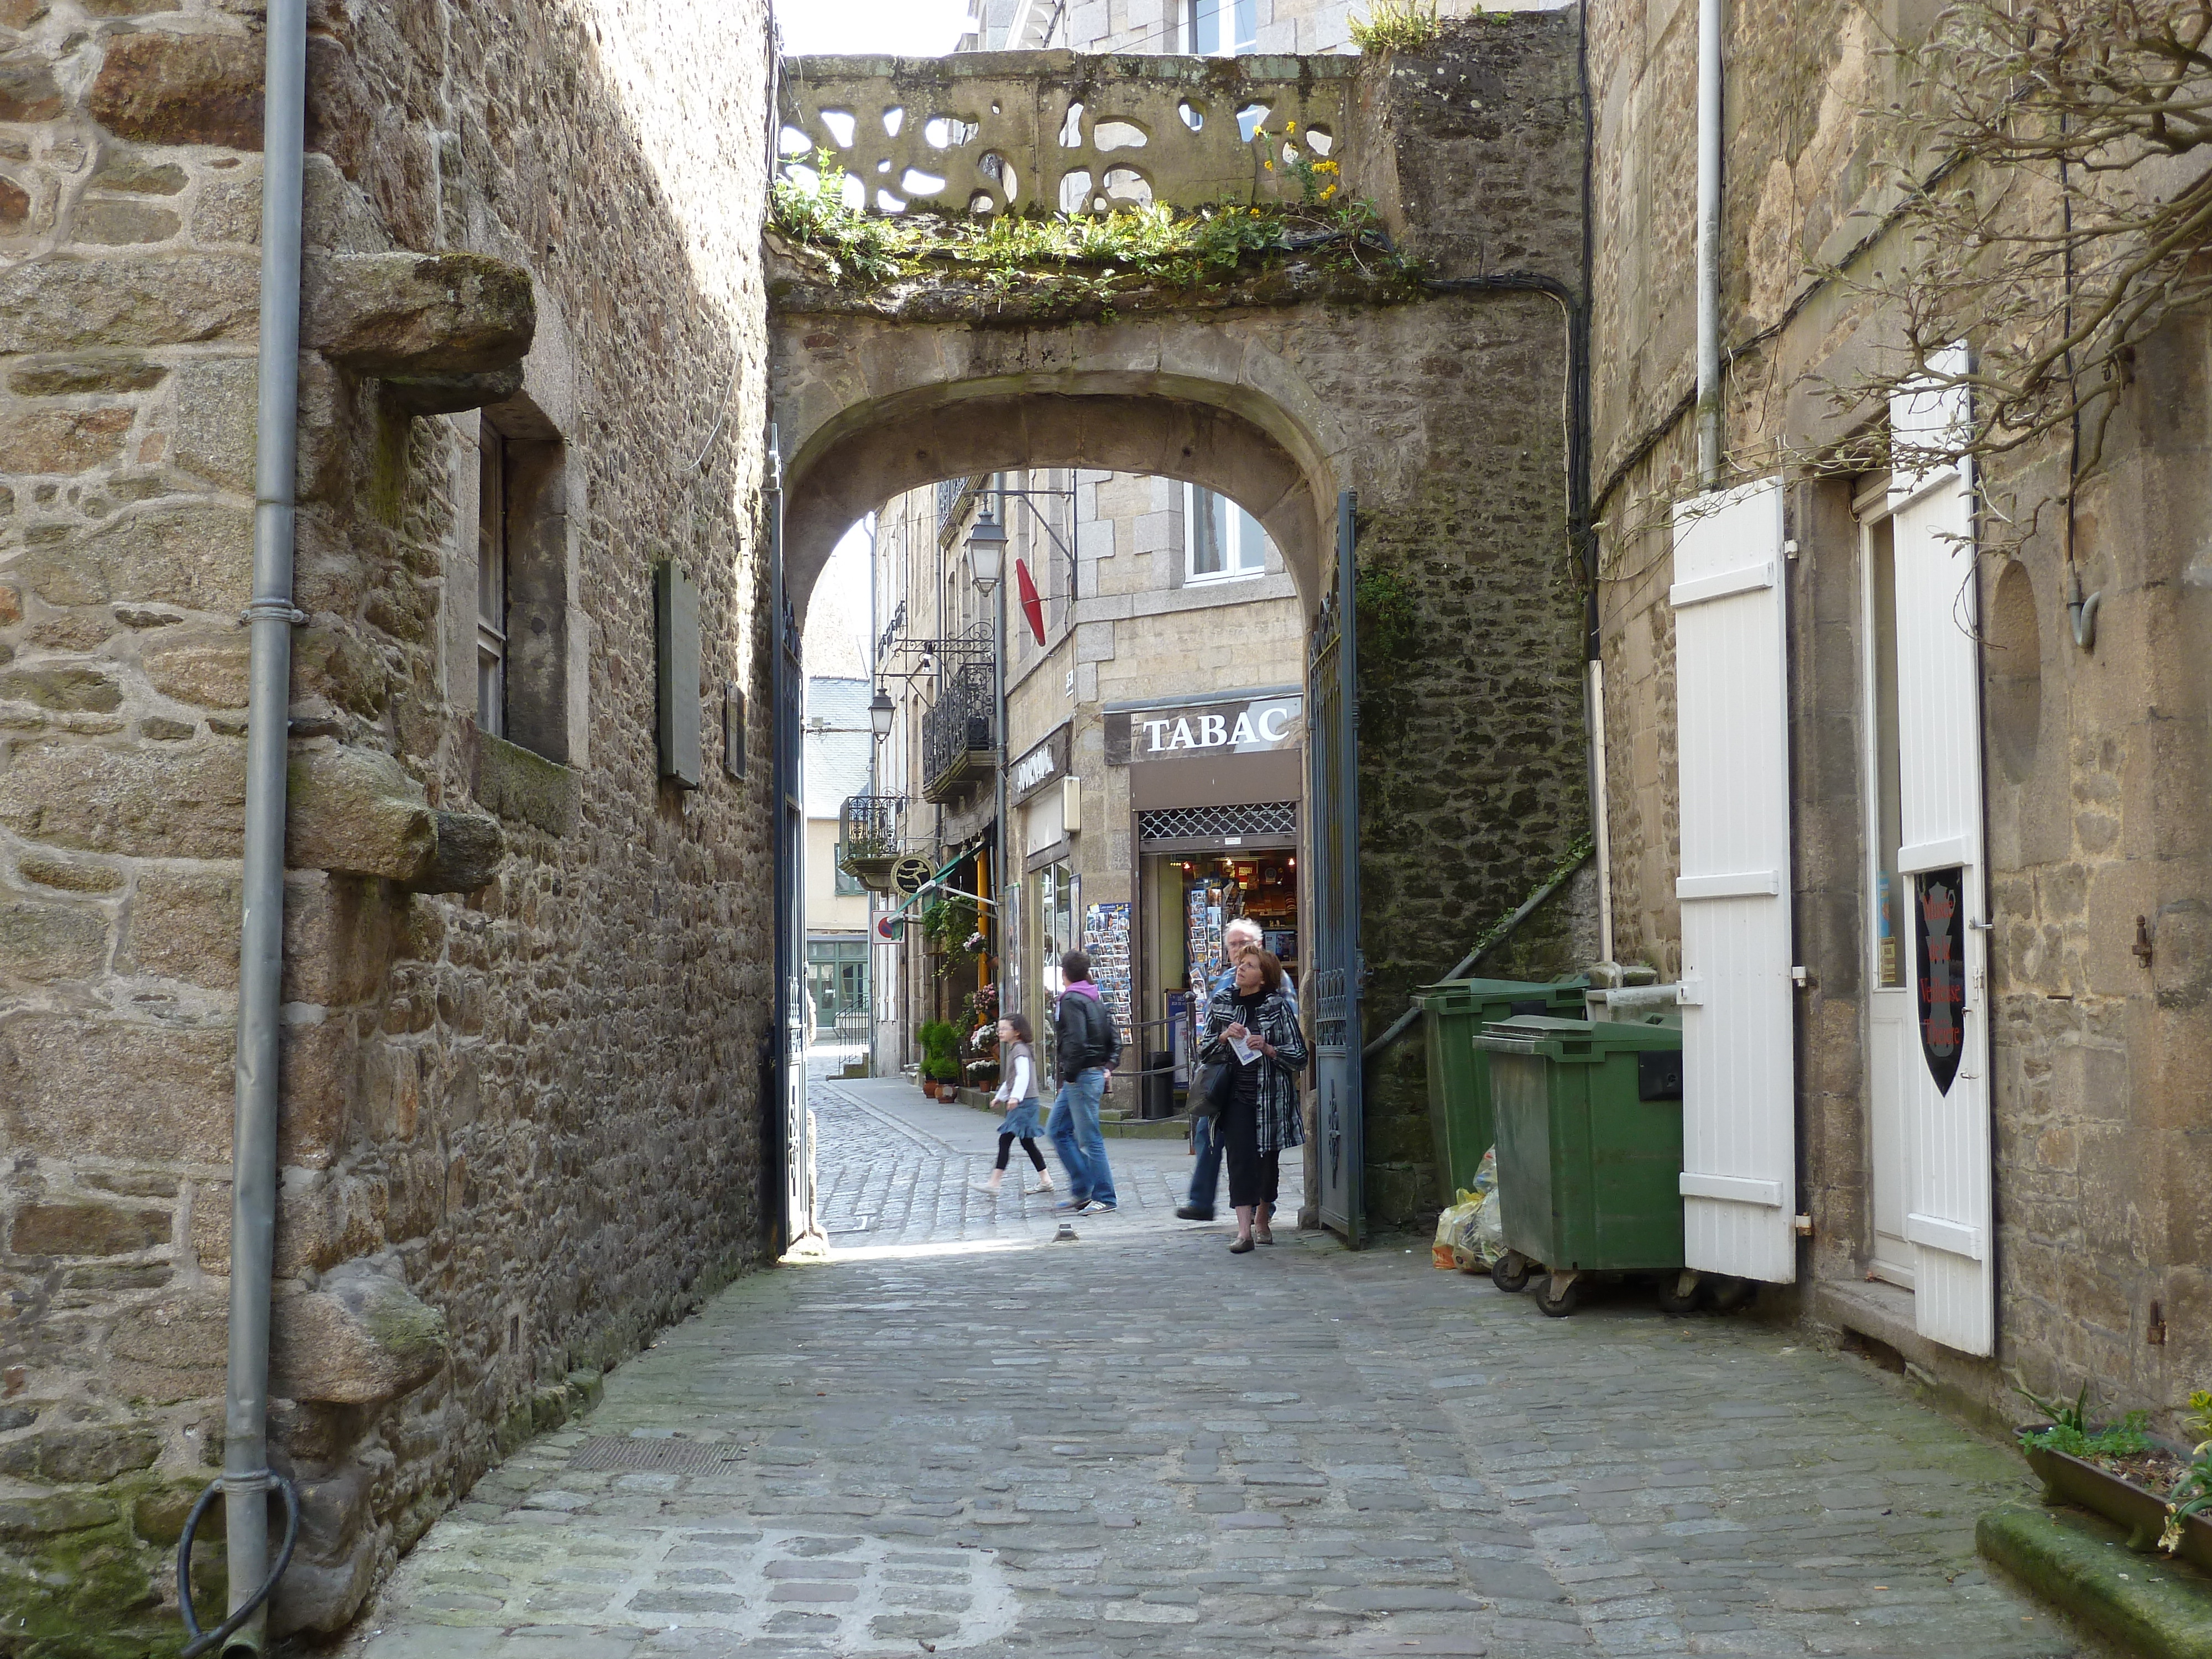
[
  {"x1": 1264, "y1": 160, "x2": 1274, "y2": 170},
  {"x1": 1285, "y1": 120, "x2": 1297, "y2": 132},
  {"x1": 1317, "y1": 160, "x2": 1338, "y2": 173},
  {"x1": 1322, "y1": 184, "x2": 1337, "y2": 199}
]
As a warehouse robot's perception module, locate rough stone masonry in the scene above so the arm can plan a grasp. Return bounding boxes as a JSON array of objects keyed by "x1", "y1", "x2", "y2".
[{"x1": 0, "y1": 0, "x2": 773, "y2": 1648}]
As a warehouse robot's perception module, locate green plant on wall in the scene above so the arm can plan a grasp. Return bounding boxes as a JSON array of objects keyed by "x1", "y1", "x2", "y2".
[
  {"x1": 770, "y1": 169, "x2": 1419, "y2": 311},
  {"x1": 1349, "y1": 0, "x2": 1444, "y2": 53}
]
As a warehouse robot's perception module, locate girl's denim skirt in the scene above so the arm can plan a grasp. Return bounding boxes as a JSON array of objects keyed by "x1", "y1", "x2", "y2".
[{"x1": 996, "y1": 1099, "x2": 1045, "y2": 1140}]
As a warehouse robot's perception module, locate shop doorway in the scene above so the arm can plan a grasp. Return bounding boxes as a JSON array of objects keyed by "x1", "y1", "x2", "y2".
[{"x1": 1140, "y1": 841, "x2": 1298, "y2": 1109}]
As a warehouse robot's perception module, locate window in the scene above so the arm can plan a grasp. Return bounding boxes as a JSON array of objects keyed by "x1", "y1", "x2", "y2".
[
  {"x1": 1183, "y1": 484, "x2": 1268, "y2": 583},
  {"x1": 833, "y1": 859, "x2": 864, "y2": 896},
  {"x1": 806, "y1": 938, "x2": 870, "y2": 1035},
  {"x1": 477, "y1": 426, "x2": 508, "y2": 736},
  {"x1": 474, "y1": 409, "x2": 573, "y2": 762},
  {"x1": 1190, "y1": 0, "x2": 1256, "y2": 54}
]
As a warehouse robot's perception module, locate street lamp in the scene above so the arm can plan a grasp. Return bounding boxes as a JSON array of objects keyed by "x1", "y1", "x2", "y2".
[
  {"x1": 869, "y1": 686, "x2": 894, "y2": 743},
  {"x1": 966, "y1": 513, "x2": 1006, "y2": 593}
]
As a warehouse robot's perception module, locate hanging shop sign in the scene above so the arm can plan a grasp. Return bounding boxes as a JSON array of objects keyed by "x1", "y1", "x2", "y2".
[
  {"x1": 891, "y1": 855, "x2": 934, "y2": 896},
  {"x1": 1104, "y1": 693, "x2": 1302, "y2": 765},
  {"x1": 1914, "y1": 867, "x2": 1966, "y2": 1095},
  {"x1": 1008, "y1": 722, "x2": 1071, "y2": 805}
]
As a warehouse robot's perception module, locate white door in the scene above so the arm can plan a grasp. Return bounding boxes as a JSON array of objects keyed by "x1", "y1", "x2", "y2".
[
  {"x1": 1670, "y1": 478, "x2": 1798, "y2": 1285},
  {"x1": 1886, "y1": 357, "x2": 1995, "y2": 1354},
  {"x1": 1859, "y1": 507, "x2": 1915, "y2": 1288}
]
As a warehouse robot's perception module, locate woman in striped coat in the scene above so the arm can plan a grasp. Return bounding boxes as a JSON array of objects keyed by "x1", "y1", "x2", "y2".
[{"x1": 1198, "y1": 949, "x2": 1307, "y2": 1253}]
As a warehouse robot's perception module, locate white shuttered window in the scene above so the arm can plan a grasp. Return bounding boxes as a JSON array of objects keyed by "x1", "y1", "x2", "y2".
[{"x1": 1670, "y1": 478, "x2": 1798, "y2": 1285}]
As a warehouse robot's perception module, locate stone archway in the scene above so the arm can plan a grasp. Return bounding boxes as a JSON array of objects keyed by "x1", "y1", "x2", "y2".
[{"x1": 774, "y1": 323, "x2": 1356, "y2": 623}]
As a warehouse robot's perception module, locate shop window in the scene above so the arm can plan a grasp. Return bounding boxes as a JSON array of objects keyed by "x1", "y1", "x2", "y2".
[
  {"x1": 1190, "y1": 0, "x2": 1256, "y2": 54},
  {"x1": 1183, "y1": 484, "x2": 1268, "y2": 585},
  {"x1": 476, "y1": 413, "x2": 573, "y2": 762},
  {"x1": 806, "y1": 937, "x2": 870, "y2": 1035}
]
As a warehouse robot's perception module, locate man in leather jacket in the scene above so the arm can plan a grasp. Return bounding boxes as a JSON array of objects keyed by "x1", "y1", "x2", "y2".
[{"x1": 1049, "y1": 950, "x2": 1122, "y2": 1214}]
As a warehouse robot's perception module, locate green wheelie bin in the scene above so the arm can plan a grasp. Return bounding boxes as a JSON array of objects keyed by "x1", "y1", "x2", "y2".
[
  {"x1": 1415, "y1": 977, "x2": 1589, "y2": 1203},
  {"x1": 1474, "y1": 1014, "x2": 1689, "y2": 1317}
]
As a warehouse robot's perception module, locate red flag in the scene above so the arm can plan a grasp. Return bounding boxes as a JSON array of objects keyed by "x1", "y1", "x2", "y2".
[{"x1": 1015, "y1": 557, "x2": 1046, "y2": 645}]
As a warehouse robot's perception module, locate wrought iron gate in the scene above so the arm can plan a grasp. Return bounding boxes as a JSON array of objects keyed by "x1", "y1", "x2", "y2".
[
  {"x1": 1307, "y1": 491, "x2": 1364, "y2": 1244},
  {"x1": 768, "y1": 445, "x2": 813, "y2": 1254}
]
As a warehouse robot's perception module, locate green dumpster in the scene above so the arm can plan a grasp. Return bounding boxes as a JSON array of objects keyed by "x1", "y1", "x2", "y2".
[
  {"x1": 1474, "y1": 1014, "x2": 1686, "y2": 1316},
  {"x1": 1414, "y1": 977, "x2": 1589, "y2": 1203}
]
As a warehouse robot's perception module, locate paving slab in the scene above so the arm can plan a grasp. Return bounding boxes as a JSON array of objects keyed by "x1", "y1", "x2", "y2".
[{"x1": 344, "y1": 1081, "x2": 2088, "y2": 1657}]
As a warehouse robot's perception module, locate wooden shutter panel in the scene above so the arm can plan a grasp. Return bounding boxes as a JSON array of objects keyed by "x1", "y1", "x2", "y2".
[
  {"x1": 1670, "y1": 477, "x2": 1797, "y2": 1285},
  {"x1": 1889, "y1": 348, "x2": 1996, "y2": 1356}
]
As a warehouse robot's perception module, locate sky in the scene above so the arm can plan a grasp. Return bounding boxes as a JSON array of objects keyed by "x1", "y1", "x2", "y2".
[
  {"x1": 802, "y1": 520, "x2": 877, "y2": 680},
  {"x1": 775, "y1": 0, "x2": 976, "y2": 57}
]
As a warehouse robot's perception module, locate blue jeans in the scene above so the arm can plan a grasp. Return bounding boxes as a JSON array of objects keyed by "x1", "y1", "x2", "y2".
[
  {"x1": 1187, "y1": 1113, "x2": 1223, "y2": 1211},
  {"x1": 1048, "y1": 1067, "x2": 1116, "y2": 1206}
]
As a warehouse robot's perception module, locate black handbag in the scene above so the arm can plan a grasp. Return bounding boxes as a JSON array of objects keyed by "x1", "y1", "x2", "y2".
[{"x1": 1191, "y1": 1056, "x2": 1236, "y2": 1120}]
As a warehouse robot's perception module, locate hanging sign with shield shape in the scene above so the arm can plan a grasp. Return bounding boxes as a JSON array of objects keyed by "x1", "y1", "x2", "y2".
[{"x1": 1914, "y1": 867, "x2": 1966, "y2": 1094}]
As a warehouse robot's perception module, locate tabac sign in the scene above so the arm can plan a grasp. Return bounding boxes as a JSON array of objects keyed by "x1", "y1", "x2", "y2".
[{"x1": 1104, "y1": 694, "x2": 1303, "y2": 765}]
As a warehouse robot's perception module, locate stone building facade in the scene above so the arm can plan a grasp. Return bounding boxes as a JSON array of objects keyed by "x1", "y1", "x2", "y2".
[
  {"x1": 0, "y1": 0, "x2": 774, "y2": 1645},
  {"x1": 1584, "y1": 0, "x2": 2211, "y2": 1435},
  {"x1": 777, "y1": 17, "x2": 1599, "y2": 1223}
]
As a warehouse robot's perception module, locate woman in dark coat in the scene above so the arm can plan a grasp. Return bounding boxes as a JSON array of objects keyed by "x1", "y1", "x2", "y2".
[{"x1": 1197, "y1": 948, "x2": 1308, "y2": 1253}]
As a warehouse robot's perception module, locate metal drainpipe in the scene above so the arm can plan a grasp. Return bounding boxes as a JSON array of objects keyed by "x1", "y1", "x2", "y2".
[
  {"x1": 1695, "y1": 0, "x2": 1724, "y2": 488},
  {"x1": 221, "y1": 0, "x2": 307, "y2": 1648}
]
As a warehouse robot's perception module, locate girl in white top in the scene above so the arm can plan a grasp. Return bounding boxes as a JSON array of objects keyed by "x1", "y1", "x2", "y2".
[{"x1": 979, "y1": 1013, "x2": 1053, "y2": 1197}]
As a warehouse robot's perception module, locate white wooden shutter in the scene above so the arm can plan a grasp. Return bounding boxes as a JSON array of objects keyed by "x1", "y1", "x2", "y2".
[
  {"x1": 1670, "y1": 478, "x2": 1797, "y2": 1285},
  {"x1": 1890, "y1": 348, "x2": 1995, "y2": 1356}
]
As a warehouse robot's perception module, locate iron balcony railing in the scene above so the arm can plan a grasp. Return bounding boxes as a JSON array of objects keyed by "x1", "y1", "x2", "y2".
[
  {"x1": 937, "y1": 473, "x2": 986, "y2": 540},
  {"x1": 837, "y1": 793, "x2": 905, "y2": 890},
  {"x1": 838, "y1": 793, "x2": 904, "y2": 861},
  {"x1": 921, "y1": 660, "x2": 997, "y2": 801}
]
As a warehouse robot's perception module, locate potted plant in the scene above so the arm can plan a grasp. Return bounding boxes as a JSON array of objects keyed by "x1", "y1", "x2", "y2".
[
  {"x1": 2013, "y1": 1381, "x2": 2212, "y2": 1570},
  {"x1": 917, "y1": 1021, "x2": 958, "y2": 1097}
]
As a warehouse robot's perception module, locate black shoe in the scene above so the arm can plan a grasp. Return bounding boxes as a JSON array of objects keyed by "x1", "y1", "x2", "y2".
[{"x1": 1176, "y1": 1206, "x2": 1215, "y2": 1221}]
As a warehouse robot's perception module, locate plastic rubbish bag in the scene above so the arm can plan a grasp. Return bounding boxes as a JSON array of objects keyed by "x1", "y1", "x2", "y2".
[
  {"x1": 1458, "y1": 1148, "x2": 1503, "y2": 1272},
  {"x1": 1432, "y1": 1190, "x2": 1481, "y2": 1270}
]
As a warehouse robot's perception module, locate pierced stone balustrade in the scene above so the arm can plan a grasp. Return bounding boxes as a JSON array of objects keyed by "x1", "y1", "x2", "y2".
[{"x1": 778, "y1": 50, "x2": 1354, "y2": 216}]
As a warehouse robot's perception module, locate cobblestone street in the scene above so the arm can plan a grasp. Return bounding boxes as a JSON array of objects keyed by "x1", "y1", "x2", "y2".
[{"x1": 343, "y1": 1079, "x2": 2078, "y2": 1658}]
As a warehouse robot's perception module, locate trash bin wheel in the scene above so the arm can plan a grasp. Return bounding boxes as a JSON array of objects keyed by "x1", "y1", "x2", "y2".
[
  {"x1": 1490, "y1": 1251, "x2": 1532, "y2": 1293},
  {"x1": 1655, "y1": 1270, "x2": 1703, "y2": 1316},
  {"x1": 1704, "y1": 1275, "x2": 1755, "y2": 1313},
  {"x1": 1534, "y1": 1272, "x2": 1581, "y2": 1317}
]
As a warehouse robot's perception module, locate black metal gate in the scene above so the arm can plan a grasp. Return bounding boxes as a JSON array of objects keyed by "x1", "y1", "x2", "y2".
[
  {"x1": 768, "y1": 447, "x2": 812, "y2": 1254},
  {"x1": 1307, "y1": 491, "x2": 1364, "y2": 1244}
]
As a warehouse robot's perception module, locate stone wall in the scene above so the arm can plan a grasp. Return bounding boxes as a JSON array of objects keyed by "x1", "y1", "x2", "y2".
[
  {"x1": 1585, "y1": 0, "x2": 2212, "y2": 1434},
  {"x1": 0, "y1": 0, "x2": 772, "y2": 1646}
]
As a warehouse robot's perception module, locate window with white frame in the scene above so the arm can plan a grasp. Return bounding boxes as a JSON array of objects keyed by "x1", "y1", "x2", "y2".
[
  {"x1": 1183, "y1": 484, "x2": 1268, "y2": 583},
  {"x1": 1189, "y1": 0, "x2": 1257, "y2": 54}
]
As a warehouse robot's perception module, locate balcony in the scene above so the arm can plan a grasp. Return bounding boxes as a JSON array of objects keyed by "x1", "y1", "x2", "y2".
[
  {"x1": 921, "y1": 661, "x2": 997, "y2": 802},
  {"x1": 837, "y1": 794, "x2": 905, "y2": 893}
]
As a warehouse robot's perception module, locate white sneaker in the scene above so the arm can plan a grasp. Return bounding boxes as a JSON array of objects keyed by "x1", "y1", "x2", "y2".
[
  {"x1": 1027, "y1": 1174, "x2": 1055, "y2": 1194},
  {"x1": 1082, "y1": 1199, "x2": 1117, "y2": 1215},
  {"x1": 975, "y1": 1179, "x2": 1004, "y2": 1196}
]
